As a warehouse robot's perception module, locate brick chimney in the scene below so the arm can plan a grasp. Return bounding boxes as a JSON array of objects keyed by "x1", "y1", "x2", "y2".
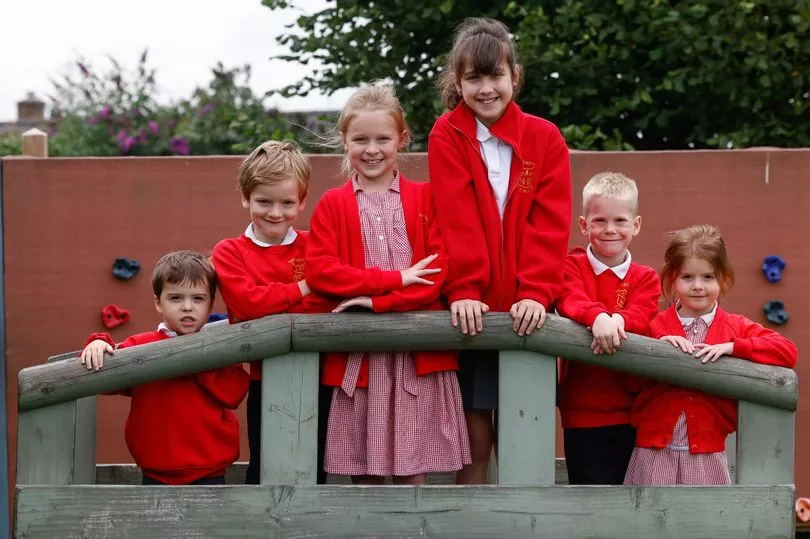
[{"x1": 17, "y1": 92, "x2": 45, "y2": 121}]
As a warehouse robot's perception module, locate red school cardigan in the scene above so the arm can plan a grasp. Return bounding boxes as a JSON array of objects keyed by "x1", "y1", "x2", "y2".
[
  {"x1": 428, "y1": 101, "x2": 572, "y2": 312},
  {"x1": 305, "y1": 175, "x2": 458, "y2": 388},
  {"x1": 631, "y1": 305, "x2": 798, "y2": 453}
]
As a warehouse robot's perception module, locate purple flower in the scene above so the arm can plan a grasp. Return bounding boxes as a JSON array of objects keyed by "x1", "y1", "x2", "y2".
[
  {"x1": 100, "y1": 105, "x2": 111, "y2": 118},
  {"x1": 138, "y1": 130, "x2": 147, "y2": 144},
  {"x1": 147, "y1": 120, "x2": 159, "y2": 136},
  {"x1": 116, "y1": 129, "x2": 128, "y2": 143},
  {"x1": 120, "y1": 136, "x2": 136, "y2": 154},
  {"x1": 169, "y1": 137, "x2": 190, "y2": 156},
  {"x1": 198, "y1": 103, "x2": 215, "y2": 117},
  {"x1": 86, "y1": 115, "x2": 99, "y2": 125}
]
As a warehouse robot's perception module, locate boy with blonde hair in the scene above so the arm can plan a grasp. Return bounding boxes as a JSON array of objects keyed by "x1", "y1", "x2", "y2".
[
  {"x1": 212, "y1": 140, "x2": 329, "y2": 484},
  {"x1": 556, "y1": 171, "x2": 661, "y2": 485}
]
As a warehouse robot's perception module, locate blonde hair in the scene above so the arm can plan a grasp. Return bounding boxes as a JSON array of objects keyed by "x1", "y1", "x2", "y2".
[
  {"x1": 238, "y1": 140, "x2": 310, "y2": 199},
  {"x1": 660, "y1": 224, "x2": 735, "y2": 302},
  {"x1": 582, "y1": 171, "x2": 639, "y2": 215},
  {"x1": 152, "y1": 250, "x2": 216, "y2": 300},
  {"x1": 437, "y1": 18, "x2": 521, "y2": 111},
  {"x1": 335, "y1": 83, "x2": 411, "y2": 176}
]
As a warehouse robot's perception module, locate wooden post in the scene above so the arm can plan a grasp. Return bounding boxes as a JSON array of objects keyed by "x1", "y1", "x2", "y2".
[
  {"x1": 735, "y1": 401, "x2": 794, "y2": 485},
  {"x1": 261, "y1": 352, "x2": 319, "y2": 485},
  {"x1": 21, "y1": 128, "x2": 47, "y2": 158},
  {"x1": 17, "y1": 401, "x2": 88, "y2": 485},
  {"x1": 498, "y1": 351, "x2": 556, "y2": 485}
]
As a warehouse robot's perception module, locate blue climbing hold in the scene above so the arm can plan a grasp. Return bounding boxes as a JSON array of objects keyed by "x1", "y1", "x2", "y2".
[
  {"x1": 762, "y1": 255, "x2": 786, "y2": 283},
  {"x1": 763, "y1": 300, "x2": 789, "y2": 325},
  {"x1": 207, "y1": 312, "x2": 228, "y2": 323},
  {"x1": 112, "y1": 257, "x2": 141, "y2": 280}
]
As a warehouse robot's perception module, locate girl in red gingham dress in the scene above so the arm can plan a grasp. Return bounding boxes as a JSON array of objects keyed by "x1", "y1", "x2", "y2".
[
  {"x1": 306, "y1": 84, "x2": 471, "y2": 485},
  {"x1": 624, "y1": 225, "x2": 797, "y2": 485}
]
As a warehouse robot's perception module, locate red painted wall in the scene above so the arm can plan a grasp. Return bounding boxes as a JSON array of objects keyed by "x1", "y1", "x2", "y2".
[{"x1": 3, "y1": 150, "x2": 806, "y2": 493}]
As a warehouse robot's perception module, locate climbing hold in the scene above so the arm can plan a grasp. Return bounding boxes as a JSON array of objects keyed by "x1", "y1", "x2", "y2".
[
  {"x1": 101, "y1": 304, "x2": 131, "y2": 329},
  {"x1": 112, "y1": 257, "x2": 141, "y2": 280},
  {"x1": 207, "y1": 312, "x2": 228, "y2": 323},
  {"x1": 797, "y1": 497, "x2": 810, "y2": 523},
  {"x1": 761, "y1": 255, "x2": 785, "y2": 283},
  {"x1": 763, "y1": 300, "x2": 789, "y2": 325}
]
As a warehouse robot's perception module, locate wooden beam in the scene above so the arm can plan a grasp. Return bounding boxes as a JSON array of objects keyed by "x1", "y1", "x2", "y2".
[
  {"x1": 19, "y1": 313, "x2": 797, "y2": 412},
  {"x1": 14, "y1": 485, "x2": 796, "y2": 538},
  {"x1": 17, "y1": 403, "x2": 81, "y2": 485},
  {"x1": 736, "y1": 402, "x2": 795, "y2": 485},
  {"x1": 18, "y1": 316, "x2": 292, "y2": 411}
]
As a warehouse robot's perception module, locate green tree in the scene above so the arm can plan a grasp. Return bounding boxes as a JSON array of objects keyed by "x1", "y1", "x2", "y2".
[{"x1": 264, "y1": 0, "x2": 810, "y2": 150}]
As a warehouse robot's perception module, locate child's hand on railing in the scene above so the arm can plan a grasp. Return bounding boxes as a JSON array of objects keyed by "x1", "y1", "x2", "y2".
[
  {"x1": 450, "y1": 299, "x2": 489, "y2": 336},
  {"x1": 590, "y1": 312, "x2": 621, "y2": 355},
  {"x1": 400, "y1": 254, "x2": 440, "y2": 287},
  {"x1": 80, "y1": 339, "x2": 114, "y2": 371},
  {"x1": 509, "y1": 299, "x2": 546, "y2": 337},
  {"x1": 332, "y1": 296, "x2": 372, "y2": 313},
  {"x1": 660, "y1": 335, "x2": 695, "y2": 354},
  {"x1": 693, "y1": 342, "x2": 734, "y2": 364}
]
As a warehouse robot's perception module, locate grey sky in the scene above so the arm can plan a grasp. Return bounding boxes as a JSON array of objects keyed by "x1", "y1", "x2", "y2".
[{"x1": 0, "y1": 0, "x2": 353, "y2": 121}]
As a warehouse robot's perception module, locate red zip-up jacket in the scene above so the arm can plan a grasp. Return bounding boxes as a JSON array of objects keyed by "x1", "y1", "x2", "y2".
[
  {"x1": 428, "y1": 101, "x2": 572, "y2": 311},
  {"x1": 631, "y1": 305, "x2": 797, "y2": 453},
  {"x1": 85, "y1": 330, "x2": 249, "y2": 483},
  {"x1": 556, "y1": 249, "x2": 661, "y2": 428},
  {"x1": 305, "y1": 175, "x2": 458, "y2": 388}
]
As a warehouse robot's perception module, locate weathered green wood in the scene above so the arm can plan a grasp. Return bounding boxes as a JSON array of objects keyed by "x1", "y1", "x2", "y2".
[
  {"x1": 498, "y1": 351, "x2": 555, "y2": 485},
  {"x1": 261, "y1": 353, "x2": 319, "y2": 485},
  {"x1": 17, "y1": 403, "x2": 80, "y2": 485},
  {"x1": 726, "y1": 432, "x2": 737, "y2": 483},
  {"x1": 18, "y1": 315, "x2": 292, "y2": 411},
  {"x1": 14, "y1": 485, "x2": 796, "y2": 538},
  {"x1": 736, "y1": 401, "x2": 794, "y2": 485}
]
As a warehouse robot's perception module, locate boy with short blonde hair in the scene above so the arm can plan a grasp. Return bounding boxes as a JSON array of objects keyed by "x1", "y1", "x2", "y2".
[{"x1": 556, "y1": 171, "x2": 661, "y2": 485}]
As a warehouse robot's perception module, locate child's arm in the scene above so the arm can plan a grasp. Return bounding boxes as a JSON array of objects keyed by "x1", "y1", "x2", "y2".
[
  {"x1": 515, "y1": 132, "x2": 573, "y2": 310},
  {"x1": 694, "y1": 316, "x2": 798, "y2": 367},
  {"x1": 212, "y1": 240, "x2": 305, "y2": 322},
  {"x1": 427, "y1": 131, "x2": 489, "y2": 303},
  {"x1": 306, "y1": 193, "x2": 408, "y2": 297},
  {"x1": 194, "y1": 365, "x2": 250, "y2": 410},
  {"x1": 615, "y1": 269, "x2": 661, "y2": 335},
  {"x1": 555, "y1": 256, "x2": 610, "y2": 327},
  {"x1": 79, "y1": 332, "x2": 140, "y2": 395}
]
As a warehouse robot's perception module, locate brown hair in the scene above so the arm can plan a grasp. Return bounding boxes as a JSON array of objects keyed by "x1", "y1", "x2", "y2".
[
  {"x1": 335, "y1": 83, "x2": 411, "y2": 176},
  {"x1": 660, "y1": 224, "x2": 735, "y2": 302},
  {"x1": 438, "y1": 17, "x2": 521, "y2": 111},
  {"x1": 152, "y1": 250, "x2": 217, "y2": 300},
  {"x1": 238, "y1": 140, "x2": 310, "y2": 199}
]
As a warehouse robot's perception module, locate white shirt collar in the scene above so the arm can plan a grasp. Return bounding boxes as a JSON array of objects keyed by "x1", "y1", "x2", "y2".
[
  {"x1": 475, "y1": 118, "x2": 494, "y2": 142},
  {"x1": 245, "y1": 223, "x2": 297, "y2": 247},
  {"x1": 586, "y1": 244, "x2": 632, "y2": 279},
  {"x1": 677, "y1": 302, "x2": 718, "y2": 327},
  {"x1": 157, "y1": 322, "x2": 177, "y2": 338}
]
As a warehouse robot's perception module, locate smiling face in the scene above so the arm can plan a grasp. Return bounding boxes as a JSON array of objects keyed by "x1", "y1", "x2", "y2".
[
  {"x1": 673, "y1": 256, "x2": 721, "y2": 318},
  {"x1": 241, "y1": 179, "x2": 305, "y2": 245},
  {"x1": 153, "y1": 280, "x2": 213, "y2": 335},
  {"x1": 579, "y1": 196, "x2": 641, "y2": 266},
  {"x1": 342, "y1": 110, "x2": 406, "y2": 189},
  {"x1": 457, "y1": 57, "x2": 517, "y2": 127}
]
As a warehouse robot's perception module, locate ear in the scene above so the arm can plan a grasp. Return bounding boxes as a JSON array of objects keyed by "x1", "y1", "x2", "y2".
[
  {"x1": 153, "y1": 295, "x2": 163, "y2": 314},
  {"x1": 578, "y1": 216, "x2": 589, "y2": 237},
  {"x1": 241, "y1": 194, "x2": 250, "y2": 209},
  {"x1": 297, "y1": 194, "x2": 307, "y2": 212},
  {"x1": 398, "y1": 130, "x2": 409, "y2": 150},
  {"x1": 632, "y1": 215, "x2": 642, "y2": 236},
  {"x1": 512, "y1": 64, "x2": 522, "y2": 88}
]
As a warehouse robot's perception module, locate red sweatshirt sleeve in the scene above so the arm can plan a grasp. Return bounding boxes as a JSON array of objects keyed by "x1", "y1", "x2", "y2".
[
  {"x1": 81, "y1": 332, "x2": 140, "y2": 396},
  {"x1": 372, "y1": 194, "x2": 448, "y2": 312},
  {"x1": 212, "y1": 239, "x2": 303, "y2": 321},
  {"x1": 617, "y1": 268, "x2": 661, "y2": 335},
  {"x1": 556, "y1": 255, "x2": 609, "y2": 327},
  {"x1": 194, "y1": 365, "x2": 249, "y2": 409},
  {"x1": 306, "y1": 191, "x2": 403, "y2": 297},
  {"x1": 428, "y1": 129, "x2": 489, "y2": 303},
  {"x1": 516, "y1": 130, "x2": 572, "y2": 308},
  {"x1": 730, "y1": 315, "x2": 798, "y2": 368}
]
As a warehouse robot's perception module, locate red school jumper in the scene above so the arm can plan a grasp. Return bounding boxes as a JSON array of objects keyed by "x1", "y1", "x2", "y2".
[
  {"x1": 427, "y1": 101, "x2": 572, "y2": 311},
  {"x1": 86, "y1": 330, "x2": 249, "y2": 484},
  {"x1": 305, "y1": 175, "x2": 458, "y2": 389},
  {"x1": 556, "y1": 249, "x2": 661, "y2": 428},
  {"x1": 213, "y1": 230, "x2": 313, "y2": 380},
  {"x1": 631, "y1": 305, "x2": 798, "y2": 453}
]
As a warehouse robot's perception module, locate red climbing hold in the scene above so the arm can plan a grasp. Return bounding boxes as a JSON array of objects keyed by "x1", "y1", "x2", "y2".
[{"x1": 101, "y1": 304, "x2": 131, "y2": 329}]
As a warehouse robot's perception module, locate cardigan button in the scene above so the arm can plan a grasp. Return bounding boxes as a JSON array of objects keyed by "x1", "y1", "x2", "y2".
[{"x1": 691, "y1": 444, "x2": 698, "y2": 451}]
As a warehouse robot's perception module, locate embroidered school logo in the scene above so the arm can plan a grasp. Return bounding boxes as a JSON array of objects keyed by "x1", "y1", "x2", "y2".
[
  {"x1": 518, "y1": 160, "x2": 535, "y2": 193},
  {"x1": 615, "y1": 282, "x2": 630, "y2": 310},
  {"x1": 289, "y1": 257, "x2": 305, "y2": 282}
]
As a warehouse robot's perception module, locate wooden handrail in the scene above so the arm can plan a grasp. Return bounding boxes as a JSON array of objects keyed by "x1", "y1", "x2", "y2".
[{"x1": 18, "y1": 312, "x2": 798, "y2": 412}]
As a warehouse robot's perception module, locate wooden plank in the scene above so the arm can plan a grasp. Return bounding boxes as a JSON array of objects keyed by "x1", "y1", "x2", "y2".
[
  {"x1": 16, "y1": 403, "x2": 79, "y2": 485},
  {"x1": 14, "y1": 485, "x2": 796, "y2": 538},
  {"x1": 736, "y1": 402, "x2": 794, "y2": 485},
  {"x1": 18, "y1": 315, "x2": 292, "y2": 411},
  {"x1": 726, "y1": 432, "x2": 737, "y2": 483},
  {"x1": 498, "y1": 351, "x2": 555, "y2": 485},
  {"x1": 261, "y1": 353, "x2": 319, "y2": 485}
]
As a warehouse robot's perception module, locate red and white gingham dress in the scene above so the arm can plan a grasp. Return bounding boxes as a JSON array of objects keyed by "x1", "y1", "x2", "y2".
[
  {"x1": 324, "y1": 174, "x2": 471, "y2": 477},
  {"x1": 624, "y1": 316, "x2": 732, "y2": 485}
]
